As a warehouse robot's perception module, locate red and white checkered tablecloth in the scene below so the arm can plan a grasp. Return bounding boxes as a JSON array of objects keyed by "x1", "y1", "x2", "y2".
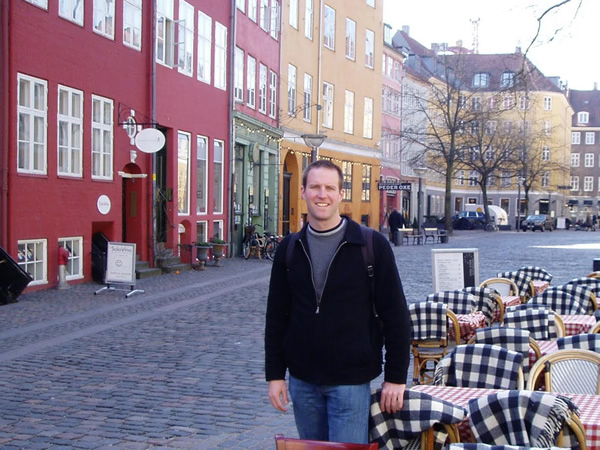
[
  {"x1": 562, "y1": 314, "x2": 597, "y2": 335},
  {"x1": 448, "y1": 312, "x2": 487, "y2": 344},
  {"x1": 532, "y1": 280, "x2": 550, "y2": 295},
  {"x1": 528, "y1": 339, "x2": 558, "y2": 366},
  {"x1": 496, "y1": 295, "x2": 521, "y2": 322},
  {"x1": 566, "y1": 393, "x2": 600, "y2": 450}
]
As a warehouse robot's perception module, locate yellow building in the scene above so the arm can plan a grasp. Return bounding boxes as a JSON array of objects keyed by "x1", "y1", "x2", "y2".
[{"x1": 278, "y1": 0, "x2": 383, "y2": 234}]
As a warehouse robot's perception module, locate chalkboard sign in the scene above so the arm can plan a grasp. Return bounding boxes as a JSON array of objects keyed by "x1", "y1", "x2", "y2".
[{"x1": 432, "y1": 248, "x2": 479, "y2": 292}]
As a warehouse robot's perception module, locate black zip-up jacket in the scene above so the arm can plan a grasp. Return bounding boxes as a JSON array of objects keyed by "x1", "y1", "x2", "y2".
[{"x1": 265, "y1": 217, "x2": 411, "y2": 385}]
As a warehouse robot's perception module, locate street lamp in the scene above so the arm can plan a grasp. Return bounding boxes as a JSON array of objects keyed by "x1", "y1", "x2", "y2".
[
  {"x1": 413, "y1": 166, "x2": 427, "y2": 231},
  {"x1": 517, "y1": 176, "x2": 524, "y2": 232},
  {"x1": 301, "y1": 134, "x2": 327, "y2": 162}
]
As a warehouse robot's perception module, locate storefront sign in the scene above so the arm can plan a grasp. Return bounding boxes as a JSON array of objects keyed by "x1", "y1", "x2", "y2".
[{"x1": 377, "y1": 182, "x2": 411, "y2": 191}]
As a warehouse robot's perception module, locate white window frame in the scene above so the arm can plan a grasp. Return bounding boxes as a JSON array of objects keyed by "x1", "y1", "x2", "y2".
[
  {"x1": 322, "y1": 82, "x2": 334, "y2": 129},
  {"x1": 25, "y1": 0, "x2": 48, "y2": 9},
  {"x1": 585, "y1": 153, "x2": 594, "y2": 167},
  {"x1": 248, "y1": 0, "x2": 257, "y2": 22},
  {"x1": 572, "y1": 132, "x2": 581, "y2": 144},
  {"x1": 236, "y1": 0, "x2": 246, "y2": 13},
  {"x1": 214, "y1": 22, "x2": 227, "y2": 90},
  {"x1": 91, "y1": 95, "x2": 114, "y2": 180},
  {"x1": 270, "y1": 0, "x2": 279, "y2": 39},
  {"x1": 197, "y1": 11, "x2": 212, "y2": 84},
  {"x1": 289, "y1": 0, "x2": 298, "y2": 28},
  {"x1": 260, "y1": 0, "x2": 269, "y2": 31},
  {"x1": 18, "y1": 239, "x2": 47, "y2": 286},
  {"x1": 177, "y1": 1, "x2": 194, "y2": 76},
  {"x1": 178, "y1": 131, "x2": 191, "y2": 215},
  {"x1": 259, "y1": 63, "x2": 267, "y2": 114},
  {"x1": 472, "y1": 73, "x2": 488, "y2": 87},
  {"x1": 303, "y1": 73, "x2": 312, "y2": 122},
  {"x1": 304, "y1": 0, "x2": 313, "y2": 39},
  {"x1": 584, "y1": 176, "x2": 593, "y2": 192},
  {"x1": 344, "y1": 90, "x2": 354, "y2": 134},
  {"x1": 543, "y1": 96, "x2": 552, "y2": 110},
  {"x1": 323, "y1": 5, "x2": 335, "y2": 50},
  {"x1": 17, "y1": 73, "x2": 47, "y2": 175},
  {"x1": 345, "y1": 18, "x2": 356, "y2": 60},
  {"x1": 59, "y1": 237, "x2": 84, "y2": 280},
  {"x1": 59, "y1": 0, "x2": 84, "y2": 25},
  {"x1": 269, "y1": 70, "x2": 277, "y2": 118},
  {"x1": 541, "y1": 145, "x2": 550, "y2": 161},
  {"x1": 501, "y1": 71, "x2": 514, "y2": 88},
  {"x1": 363, "y1": 97, "x2": 373, "y2": 139},
  {"x1": 541, "y1": 171, "x2": 550, "y2": 188},
  {"x1": 197, "y1": 135, "x2": 208, "y2": 214},
  {"x1": 456, "y1": 170, "x2": 465, "y2": 186},
  {"x1": 247, "y1": 55, "x2": 256, "y2": 109},
  {"x1": 197, "y1": 220, "x2": 208, "y2": 242},
  {"x1": 366, "y1": 0, "x2": 374, "y2": 6},
  {"x1": 543, "y1": 120, "x2": 552, "y2": 136},
  {"x1": 123, "y1": 0, "x2": 142, "y2": 50},
  {"x1": 571, "y1": 153, "x2": 580, "y2": 167},
  {"x1": 234, "y1": 47, "x2": 244, "y2": 102},
  {"x1": 578, "y1": 111, "x2": 589, "y2": 124},
  {"x1": 570, "y1": 175, "x2": 579, "y2": 191},
  {"x1": 93, "y1": 0, "x2": 115, "y2": 39},
  {"x1": 519, "y1": 95, "x2": 530, "y2": 110},
  {"x1": 288, "y1": 64, "x2": 297, "y2": 116},
  {"x1": 365, "y1": 29, "x2": 374, "y2": 68},
  {"x1": 156, "y1": 0, "x2": 174, "y2": 67},
  {"x1": 57, "y1": 85, "x2": 83, "y2": 177},
  {"x1": 585, "y1": 132, "x2": 595, "y2": 145},
  {"x1": 471, "y1": 96, "x2": 481, "y2": 111},
  {"x1": 213, "y1": 139, "x2": 224, "y2": 214}
]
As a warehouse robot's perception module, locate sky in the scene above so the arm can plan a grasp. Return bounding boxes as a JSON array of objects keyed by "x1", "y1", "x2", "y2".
[{"x1": 383, "y1": 0, "x2": 599, "y2": 91}]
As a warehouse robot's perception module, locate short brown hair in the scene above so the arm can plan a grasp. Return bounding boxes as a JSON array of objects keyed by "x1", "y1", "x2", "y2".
[{"x1": 302, "y1": 160, "x2": 343, "y2": 190}]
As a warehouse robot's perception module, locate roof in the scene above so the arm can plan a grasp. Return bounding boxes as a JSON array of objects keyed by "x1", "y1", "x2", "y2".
[{"x1": 568, "y1": 89, "x2": 600, "y2": 126}]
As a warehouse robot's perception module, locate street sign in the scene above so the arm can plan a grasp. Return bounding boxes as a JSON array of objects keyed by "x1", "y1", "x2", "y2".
[{"x1": 377, "y1": 182, "x2": 411, "y2": 191}]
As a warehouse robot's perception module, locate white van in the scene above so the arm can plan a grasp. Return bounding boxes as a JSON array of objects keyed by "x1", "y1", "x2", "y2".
[{"x1": 464, "y1": 204, "x2": 508, "y2": 225}]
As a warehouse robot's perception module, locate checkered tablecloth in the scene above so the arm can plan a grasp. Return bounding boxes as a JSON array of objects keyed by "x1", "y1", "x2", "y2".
[
  {"x1": 562, "y1": 314, "x2": 597, "y2": 335},
  {"x1": 528, "y1": 339, "x2": 558, "y2": 366},
  {"x1": 496, "y1": 296, "x2": 521, "y2": 322},
  {"x1": 532, "y1": 280, "x2": 550, "y2": 295},
  {"x1": 566, "y1": 393, "x2": 600, "y2": 450},
  {"x1": 448, "y1": 312, "x2": 487, "y2": 343}
]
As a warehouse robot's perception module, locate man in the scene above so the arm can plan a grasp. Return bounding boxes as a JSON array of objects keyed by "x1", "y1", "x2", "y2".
[
  {"x1": 387, "y1": 208, "x2": 404, "y2": 246},
  {"x1": 265, "y1": 160, "x2": 410, "y2": 443}
]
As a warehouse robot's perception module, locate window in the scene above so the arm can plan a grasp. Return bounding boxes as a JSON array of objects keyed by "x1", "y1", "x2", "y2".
[
  {"x1": 584, "y1": 176, "x2": 593, "y2": 192},
  {"x1": 178, "y1": 1, "x2": 194, "y2": 76},
  {"x1": 342, "y1": 161, "x2": 352, "y2": 201},
  {"x1": 541, "y1": 145, "x2": 550, "y2": 161},
  {"x1": 236, "y1": 0, "x2": 245, "y2": 12},
  {"x1": 287, "y1": 64, "x2": 297, "y2": 116},
  {"x1": 196, "y1": 136, "x2": 207, "y2": 214},
  {"x1": 543, "y1": 96, "x2": 552, "y2": 110},
  {"x1": 344, "y1": 90, "x2": 354, "y2": 134},
  {"x1": 259, "y1": 63, "x2": 267, "y2": 114},
  {"x1": 570, "y1": 176, "x2": 579, "y2": 191},
  {"x1": 93, "y1": 0, "x2": 115, "y2": 38},
  {"x1": 248, "y1": 0, "x2": 257, "y2": 21},
  {"x1": 323, "y1": 5, "x2": 335, "y2": 50},
  {"x1": 213, "y1": 140, "x2": 224, "y2": 213},
  {"x1": 247, "y1": 55, "x2": 256, "y2": 109},
  {"x1": 519, "y1": 95, "x2": 530, "y2": 110},
  {"x1": 197, "y1": 221, "x2": 208, "y2": 242},
  {"x1": 471, "y1": 96, "x2": 481, "y2": 111},
  {"x1": 156, "y1": 0, "x2": 174, "y2": 66},
  {"x1": 578, "y1": 111, "x2": 589, "y2": 124},
  {"x1": 394, "y1": 61, "x2": 401, "y2": 81},
  {"x1": 543, "y1": 120, "x2": 551, "y2": 136},
  {"x1": 322, "y1": 82, "x2": 334, "y2": 128},
  {"x1": 363, "y1": 97, "x2": 373, "y2": 138},
  {"x1": 455, "y1": 170, "x2": 465, "y2": 186},
  {"x1": 123, "y1": 0, "x2": 142, "y2": 50},
  {"x1": 469, "y1": 171, "x2": 477, "y2": 187},
  {"x1": 501, "y1": 171, "x2": 511, "y2": 187},
  {"x1": 269, "y1": 0, "x2": 279, "y2": 39},
  {"x1": 541, "y1": 171, "x2": 550, "y2": 188},
  {"x1": 18, "y1": 239, "x2": 47, "y2": 285},
  {"x1": 585, "y1": 132, "x2": 595, "y2": 145},
  {"x1": 91, "y1": 95, "x2": 113, "y2": 179},
  {"x1": 470, "y1": 121, "x2": 480, "y2": 135},
  {"x1": 361, "y1": 165, "x2": 371, "y2": 201},
  {"x1": 17, "y1": 74, "x2": 47, "y2": 174},
  {"x1": 472, "y1": 72, "x2": 489, "y2": 87},
  {"x1": 25, "y1": 0, "x2": 48, "y2": 8},
  {"x1": 59, "y1": 237, "x2": 83, "y2": 280},
  {"x1": 269, "y1": 70, "x2": 277, "y2": 118},
  {"x1": 213, "y1": 220, "x2": 224, "y2": 240},
  {"x1": 519, "y1": 120, "x2": 530, "y2": 135},
  {"x1": 214, "y1": 22, "x2": 227, "y2": 90},
  {"x1": 197, "y1": 11, "x2": 212, "y2": 84},
  {"x1": 234, "y1": 47, "x2": 244, "y2": 102},
  {"x1": 502, "y1": 95, "x2": 515, "y2": 109},
  {"x1": 303, "y1": 73, "x2": 312, "y2": 122},
  {"x1": 59, "y1": 0, "x2": 83, "y2": 25},
  {"x1": 345, "y1": 19, "x2": 356, "y2": 60},
  {"x1": 502, "y1": 121, "x2": 513, "y2": 135},
  {"x1": 366, "y1": 0, "x2": 375, "y2": 6},
  {"x1": 365, "y1": 29, "x2": 374, "y2": 68},
  {"x1": 571, "y1": 153, "x2": 580, "y2": 167},
  {"x1": 260, "y1": 0, "x2": 269, "y2": 31},
  {"x1": 501, "y1": 71, "x2": 514, "y2": 88},
  {"x1": 485, "y1": 121, "x2": 496, "y2": 135},
  {"x1": 572, "y1": 132, "x2": 581, "y2": 144},
  {"x1": 585, "y1": 153, "x2": 594, "y2": 167},
  {"x1": 304, "y1": 0, "x2": 313, "y2": 39},
  {"x1": 289, "y1": 0, "x2": 298, "y2": 28},
  {"x1": 57, "y1": 86, "x2": 83, "y2": 177},
  {"x1": 178, "y1": 132, "x2": 190, "y2": 215}
]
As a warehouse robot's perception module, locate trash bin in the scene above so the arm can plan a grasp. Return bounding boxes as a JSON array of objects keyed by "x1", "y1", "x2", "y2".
[
  {"x1": 439, "y1": 233, "x2": 449, "y2": 244},
  {"x1": 0, "y1": 246, "x2": 33, "y2": 304}
]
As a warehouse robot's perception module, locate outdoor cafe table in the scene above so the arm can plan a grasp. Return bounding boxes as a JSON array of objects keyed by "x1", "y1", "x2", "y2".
[
  {"x1": 497, "y1": 295, "x2": 521, "y2": 322},
  {"x1": 532, "y1": 280, "x2": 550, "y2": 295},
  {"x1": 562, "y1": 314, "x2": 597, "y2": 335},
  {"x1": 448, "y1": 311, "x2": 487, "y2": 343},
  {"x1": 412, "y1": 384, "x2": 600, "y2": 449},
  {"x1": 529, "y1": 340, "x2": 558, "y2": 366}
]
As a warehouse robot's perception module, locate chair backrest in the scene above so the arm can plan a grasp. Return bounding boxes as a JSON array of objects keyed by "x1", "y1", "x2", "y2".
[
  {"x1": 517, "y1": 266, "x2": 553, "y2": 282},
  {"x1": 469, "y1": 327, "x2": 535, "y2": 375},
  {"x1": 462, "y1": 286, "x2": 501, "y2": 324},
  {"x1": 546, "y1": 284, "x2": 595, "y2": 314},
  {"x1": 497, "y1": 271, "x2": 534, "y2": 299},
  {"x1": 556, "y1": 333, "x2": 600, "y2": 352},
  {"x1": 427, "y1": 290, "x2": 477, "y2": 315},
  {"x1": 447, "y1": 445, "x2": 566, "y2": 450},
  {"x1": 467, "y1": 390, "x2": 584, "y2": 448},
  {"x1": 480, "y1": 277, "x2": 519, "y2": 297},
  {"x1": 275, "y1": 435, "x2": 378, "y2": 449},
  {"x1": 527, "y1": 349, "x2": 600, "y2": 394},
  {"x1": 434, "y1": 344, "x2": 524, "y2": 389},
  {"x1": 528, "y1": 289, "x2": 587, "y2": 315},
  {"x1": 587, "y1": 271, "x2": 600, "y2": 279},
  {"x1": 409, "y1": 301, "x2": 449, "y2": 341},
  {"x1": 591, "y1": 321, "x2": 600, "y2": 333},
  {"x1": 504, "y1": 306, "x2": 563, "y2": 340}
]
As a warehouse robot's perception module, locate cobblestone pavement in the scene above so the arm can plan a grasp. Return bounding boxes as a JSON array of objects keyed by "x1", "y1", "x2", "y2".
[{"x1": 1, "y1": 229, "x2": 599, "y2": 449}]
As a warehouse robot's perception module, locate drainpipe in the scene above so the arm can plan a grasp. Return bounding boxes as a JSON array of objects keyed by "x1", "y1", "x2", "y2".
[
  {"x1": 316, "y1": 0, "x2": 323, "y2": 136},
  {"x1": 0, "y1": 0, "x2": 10, "y2": 248},
  {"x1": 151, "y1": 0, "x2": 157, "y2": 264},
  {"x1": 227, "y1": 0, "x2": 236, "y2": 256}
]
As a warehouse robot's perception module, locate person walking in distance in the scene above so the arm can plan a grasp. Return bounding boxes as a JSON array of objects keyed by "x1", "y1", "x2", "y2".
[
  {"x1": 265, "y1": 160, "x2": 411, "y2": 443},
  {"x1": 388, "y1": 208, "x2": 404, "y2": 246}
]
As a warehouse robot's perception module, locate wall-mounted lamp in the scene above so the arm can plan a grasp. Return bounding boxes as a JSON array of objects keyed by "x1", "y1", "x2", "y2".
[
  {"x1": 301, "y1": 134, "x2": 327, "y2": 163},
  {"x1": 129, "y1": 149, "x2": 138, "y2": 164}
]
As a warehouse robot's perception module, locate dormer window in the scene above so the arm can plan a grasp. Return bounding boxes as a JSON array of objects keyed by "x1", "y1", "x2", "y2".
[
  {"x1": 578, "y1": 111, "x2": 589, "y2": 124},
  {"x1": 473, "y1": 72, "x2": 489, "y2": 87},
  {"x1": 501, "y1": 71, "x2": 515, "y2": 88}
]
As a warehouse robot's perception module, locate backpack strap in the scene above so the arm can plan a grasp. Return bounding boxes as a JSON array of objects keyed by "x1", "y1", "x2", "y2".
[{"x1": 360, "y1": 226, "x2": 379, "y2": 321}]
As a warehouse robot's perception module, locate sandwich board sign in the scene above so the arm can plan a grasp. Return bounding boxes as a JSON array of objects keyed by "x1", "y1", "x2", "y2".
[
  {"x1": 94, "y1": 242, "x2": 144, "y2": 297},
  {"x1": 432, "y1": 248, "x2": 479, "y2": 292}
]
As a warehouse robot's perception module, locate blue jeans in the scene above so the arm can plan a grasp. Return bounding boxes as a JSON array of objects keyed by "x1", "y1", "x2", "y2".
[{"x1": 289, "y1": 375, "x2": 371, "y2": 443}]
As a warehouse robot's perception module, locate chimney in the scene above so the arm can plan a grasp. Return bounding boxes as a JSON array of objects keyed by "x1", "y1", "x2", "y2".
[
  {"x1": 515, "y1": 46, "x2": 521, "y2": 54},
  {"x1": 594, "y1": 82, "x2": 598, "y2": 90},
  {"x1": 402, "y1": 25, "x2": 410, "y2": 35},
  {"x1": 431, "y1": 43, "x2": 439, "y2": 54},
  {"x1": 456, "y1": 40, "x2": 463, "y2": 47}
]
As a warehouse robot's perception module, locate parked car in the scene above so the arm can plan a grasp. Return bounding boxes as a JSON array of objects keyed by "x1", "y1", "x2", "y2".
[
  {"x1": 451, "y1": 211, "x2": 486, "y2": 230},
  {"x1": 520, "y1": 214, "x2": 555, "y2": 232}
]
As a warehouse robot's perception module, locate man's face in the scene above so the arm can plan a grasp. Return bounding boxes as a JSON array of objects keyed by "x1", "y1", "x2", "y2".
[{"x1": 301, "y1": 167, "x2": 343, "y2": 230}]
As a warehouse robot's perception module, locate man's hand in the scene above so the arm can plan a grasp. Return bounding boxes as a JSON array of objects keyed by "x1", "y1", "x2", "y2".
[
  {"x1": 379, "y1": 381, "x2": 406, "y2": 414},
  {"x1": 268, "y1": 379, "x2": 289, "y2": 412}
]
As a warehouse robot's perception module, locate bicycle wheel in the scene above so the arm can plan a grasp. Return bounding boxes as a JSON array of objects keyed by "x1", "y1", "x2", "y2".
[
  {"x1": 243, "y1": 241, "x2": 252, "y2": 259},
  {"x1": 485, "y1": 223, "x2": 495, "y2": 232},
  {"x1": 265, "y1": 240, "x2": 278, "y2": 261}
]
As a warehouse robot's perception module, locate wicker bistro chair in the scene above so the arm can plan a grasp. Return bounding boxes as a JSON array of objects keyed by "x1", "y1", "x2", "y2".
[
  {"x1": 517, "y1": 266, "x2": 553, "y2": 282},
  {"x1": 556, "y1": 333, "x2": 600, "y2": 352},
  {"x1": 527, "y1": 348, "x2": 600, "y2": 395},
  {"x1": 448, "y1": 445, "x2": 567, "y2": 450},
  {"x1": 409, "y1": 302, "x2": 461, "y2": 385},
  {"x1": 563, "y1": 277, "x2": 600, "y2": 313},
  {"x1": 369, "y1": 389, "x2": 464, "y2": 450},
  {"x1": 275, "y1": 435, "x2": 378, "y2": 449},
  {"x1": 433, "y1": 344, "x2": 525, "y2": 390},
  {"x1": 527, "y1": 289, "x2": 588, "y2": 315},
  {"x1": 480, "y1": 277, "x2": 520, "y2": 298},
  {"x1": 591, "y1": 321, "x2": 600, "y2": 333},
  {"x1": 497, "y1": 271, "x2": 535, "y2": 301},
  {"x1": 427, "y1": 291, "x2": 478, "y2": 315},
  {"x1": 466, "y1": 390, "x2": 586, "y2": 449},
  {"x1": 504, "y1": 306, "x2": 565, "y2": 340},
  {"x1": 462, "y1": 286, "x2": 502, "y2": 325},
  {"x1": 544, "y1": 284, "x2": 596, "y2": 314}
]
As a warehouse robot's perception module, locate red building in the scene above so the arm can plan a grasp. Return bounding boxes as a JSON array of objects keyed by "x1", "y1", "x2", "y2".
[{"x1": 0, "y1": 0, "x2": 231, "y2": 292}]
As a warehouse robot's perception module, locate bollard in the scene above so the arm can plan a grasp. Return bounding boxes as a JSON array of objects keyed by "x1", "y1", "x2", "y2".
[{"x1": 57, "y1": 247, "x2": 71, "y2": 289}]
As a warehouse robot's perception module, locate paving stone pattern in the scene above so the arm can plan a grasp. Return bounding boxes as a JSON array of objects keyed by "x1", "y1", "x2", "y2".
[{"x1": 0, "y1": 230, "x2": 598, "y2": 448}]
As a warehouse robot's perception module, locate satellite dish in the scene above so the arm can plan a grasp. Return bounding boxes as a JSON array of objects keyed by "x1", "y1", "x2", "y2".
[{"x1": 135, "y1": 128, "x2": 165, "y2": 153}]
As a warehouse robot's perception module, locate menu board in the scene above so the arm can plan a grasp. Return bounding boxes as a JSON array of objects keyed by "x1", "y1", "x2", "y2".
[
  {"x1": 105, "y1": 242, "x2": 137, "y2": 284},
  {"x1": 432, "y1": 248, "x2": 479, "y2": 292}
]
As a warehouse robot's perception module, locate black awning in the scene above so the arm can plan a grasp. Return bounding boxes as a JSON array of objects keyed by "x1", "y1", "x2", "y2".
[
  {"x1": 583, "y1": 199, "x2": 593, "y2": 206},
  {"x1": 567, "y1": 199, "x2": 579, "y2": 206}
]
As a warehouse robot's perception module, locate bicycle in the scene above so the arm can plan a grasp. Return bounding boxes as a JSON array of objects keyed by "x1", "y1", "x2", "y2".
[
  {"x1": 243, "y1": 225, "x2": 280, "y2": 260},
  {"x1": 485, "y1": 217, "x2": 499, "y2": 232}
]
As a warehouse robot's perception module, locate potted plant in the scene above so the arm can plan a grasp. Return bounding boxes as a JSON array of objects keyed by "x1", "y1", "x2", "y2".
[
  {"x1": 194, "y1": 242, "x2": 212, "y2": 270},
  {"x1": 209, "y1": 237, "x2": 227, "y2": 266}
]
